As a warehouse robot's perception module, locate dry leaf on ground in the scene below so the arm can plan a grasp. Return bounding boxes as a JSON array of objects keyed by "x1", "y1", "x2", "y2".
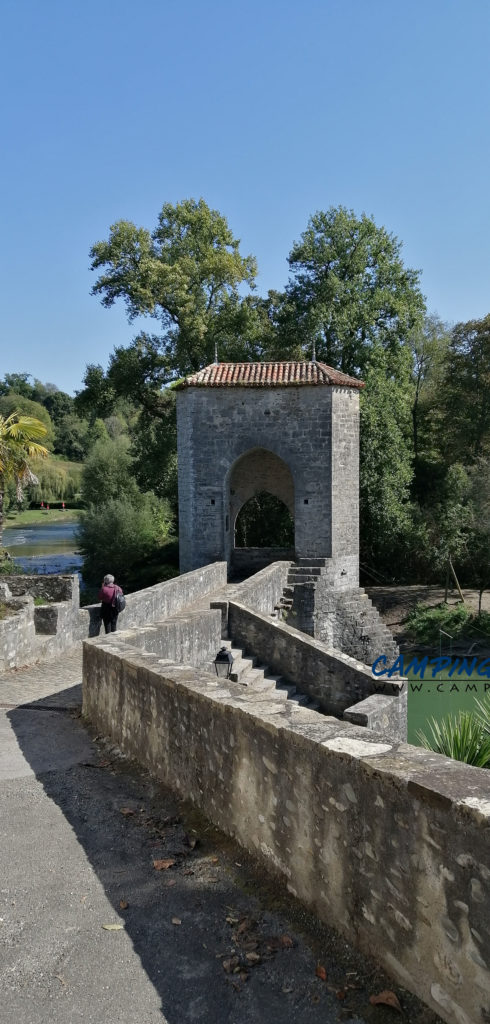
[
  {"x1": 153, "y1": 858, "x2": 175, "y2": 871},
  {"x1": 171, "y1": 916, "x2": 182, "y2": 926},
  {"x1": 369, "y1": 990, "x2": 402, "y2": 1012},
  {"x1": 102, "y1": 923, "x2": 124, "y2": 931},
  {"x1": 315, "y1": 965, "x2": 327, "y2": 981},
  {"x1": 119, "y1": 807, "x2": 135, "y2": 816},
  {"x1": 280, "y1": 934, "x2": 294, "y2": 948},
  {"x1": 119, "y1": 900, "x2": 129, "y2": 910}
]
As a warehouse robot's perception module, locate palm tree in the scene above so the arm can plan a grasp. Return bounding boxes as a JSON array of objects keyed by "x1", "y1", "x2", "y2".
[{"x1": 0, "y1": 412, "x2": 49, "y2": 545}]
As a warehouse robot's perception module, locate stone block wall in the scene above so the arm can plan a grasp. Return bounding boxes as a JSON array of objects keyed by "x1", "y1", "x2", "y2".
[
  {"x1": 177, "y1": 385, "x2": 357, "y2": 571},
  {"x1": 227, "y1": 599, "x2": 407, "y2": 740},
  {"x1": 231, "y1": 547, "x2": 294, "y2": 576},
  {"x1": 115, "y1": 609, "x2": 222, "y2": 667},
  {"x1": 0, "y1": 598, "x2": 37, "y2": 672},
  {"x1": 76, "y1": 562, "x2": 228, "y2": 639},
  {"x1": 82, "y1": 641, "x2": 490, "y2": 1024}
]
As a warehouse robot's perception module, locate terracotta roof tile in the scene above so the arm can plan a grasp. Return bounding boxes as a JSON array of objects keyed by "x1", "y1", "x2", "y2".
[{"x1": 177, "y1": 362, "x2": 364, "y2": 390}]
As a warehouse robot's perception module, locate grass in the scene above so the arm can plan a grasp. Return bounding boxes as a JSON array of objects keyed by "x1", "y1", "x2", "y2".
[
  {"x1": 405, "y1": 602, "x2": 490, "y2": 645},
  {"x1": 0, "y1": 601, "x2": 16, "y2": 620},
  {"x1": 4, "y1": 508, "x2": 80, "y2": 527}
]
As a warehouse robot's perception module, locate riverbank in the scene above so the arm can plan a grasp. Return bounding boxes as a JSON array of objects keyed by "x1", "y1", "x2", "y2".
[{"x1": 4, "y1": 508, "x2": 80, "y2": 528}]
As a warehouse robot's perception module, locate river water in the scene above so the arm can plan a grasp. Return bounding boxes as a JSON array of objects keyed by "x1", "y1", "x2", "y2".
[{"x1": 2, "y1": 521, "x2": 83, "y2": 575}]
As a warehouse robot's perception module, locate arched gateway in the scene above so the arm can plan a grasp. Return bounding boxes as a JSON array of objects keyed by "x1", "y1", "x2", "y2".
[{"x1": 175, "y1": 360, "x2": 363, "y2": 583}]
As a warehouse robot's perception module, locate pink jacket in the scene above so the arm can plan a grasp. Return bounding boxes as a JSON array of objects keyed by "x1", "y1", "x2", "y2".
[{"x1": 98, "y1": 583, "x2": 123, "y2": 605}]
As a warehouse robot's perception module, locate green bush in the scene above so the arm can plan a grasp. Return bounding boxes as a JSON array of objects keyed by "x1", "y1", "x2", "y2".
[
  {"x1": 405, "y1": 602, "x2": 471, "y2": 645},
  {"x1": 78, "y1": 492, "x2": 174, "y2": 590}
]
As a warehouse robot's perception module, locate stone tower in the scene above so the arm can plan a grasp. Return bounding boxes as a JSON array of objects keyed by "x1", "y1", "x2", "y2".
[{"x1": 175, "y1": 361, "x2": 397, "y2": 662}]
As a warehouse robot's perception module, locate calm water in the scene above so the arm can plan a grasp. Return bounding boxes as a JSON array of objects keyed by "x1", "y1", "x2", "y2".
[{"x1": 2, "y1": 521, "x2": 83, "y2": 575}]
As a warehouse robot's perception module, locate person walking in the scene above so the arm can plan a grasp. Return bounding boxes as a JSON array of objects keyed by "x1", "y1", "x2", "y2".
[{"x1": 98, "y1": 574, "x2": 124, "y2": 634}]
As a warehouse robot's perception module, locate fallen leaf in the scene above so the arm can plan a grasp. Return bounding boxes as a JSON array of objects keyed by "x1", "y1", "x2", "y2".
[
  {"x1": 316, "y1": 965, "x2": 327, "y2": 981},
  {"x1": 119, "y1": 900, "x2": 129, "y2": 910},
  {"x1": 239, "y1": 970, "x2": 249, "y2": 982},
  {"x1": 153, "y1": 859, "x2": 175, "y2": 871},
  {"x1": 237, "y1": 917, "x2": 252, "y2": 935},
  {"x1": 282, "y1": 984, "x2": 294, "y2": 994},
  {"x1": 171, "y1": 916, "x2": 182, "y2": 926},
  {"x1": 183, "y1": 868, "x2": 194, "y2": 876},
  {"x1": 226, "y1": 915, "x2": 239, "y2": 925},
  {"x1": 245, "y1": 951, "x2": 261, "y2": 964},
  {"x1": 369, "y1": 990, "x2": 402, "y2": 1012},
  {"x1": 280, "y1": 934, "x2": 294, "y2": 948},
  {"x1": 210, "y1": 857, "x2": 219, "y2": 864},
  {"x1": 120, "y1": 807, "x2": 135, "y2": 816},
  {"x1": 166, "y1": 879, "x2": 176, "y2": 888},
  {"x1": 102, "y1": 923, "x2": 123, "y2": 931},
  {"x1": 223, "y1": 957, "x2": 240, "y2": 973},
  {"x1": 184, "y1": 834, "x2": 198, "y2": 850},
  {"x1": 336, "y1": 989, "x2": 346, "y2": 1000}
]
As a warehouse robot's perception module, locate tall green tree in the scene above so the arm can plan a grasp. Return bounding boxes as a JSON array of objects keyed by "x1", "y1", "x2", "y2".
[
  {"x1": 281, "y1": 206, "x2": 426, "y2": 575},
  {"x1": 442, "y1": 315, "x2": 490, "y2": 463},
  {"x1": 89, "y1": 198, "x2": 257, "y2": 383},
  {"x1": 284, "y1": 206, "x2": 425, "y2": 374}
]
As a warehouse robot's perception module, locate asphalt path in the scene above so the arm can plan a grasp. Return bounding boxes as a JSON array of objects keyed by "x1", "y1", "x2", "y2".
[{"x1": 0, "y1": 648, "x2": 442, "y2": 1024}]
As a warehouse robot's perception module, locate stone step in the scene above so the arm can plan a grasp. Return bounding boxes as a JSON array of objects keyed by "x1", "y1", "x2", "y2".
[{"x1": 296, "y1": 557, "x2": 329, "y2": 567}]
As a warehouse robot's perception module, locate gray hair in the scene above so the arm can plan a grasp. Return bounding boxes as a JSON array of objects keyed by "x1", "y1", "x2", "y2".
[{"x1": 103, "y1": 574, "x2": 115, "y2": 585}]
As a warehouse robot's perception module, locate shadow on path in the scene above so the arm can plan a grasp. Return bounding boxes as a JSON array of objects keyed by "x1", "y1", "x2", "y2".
[{"x1": 2, "y1": 687, "x2": 442, "y2": 1024}]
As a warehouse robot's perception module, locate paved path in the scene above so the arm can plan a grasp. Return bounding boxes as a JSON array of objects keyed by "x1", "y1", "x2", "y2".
[{"x1": 0, "y1": 648, "x2": 441, "y2": 1024}]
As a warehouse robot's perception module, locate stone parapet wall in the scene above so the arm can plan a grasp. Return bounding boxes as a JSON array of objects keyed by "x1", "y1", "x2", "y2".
[
  {"x1": 82, "y1": 641, "x2": 490, "y2": 1024},
  {"x1": 228, "y1": 599, "x2": 407, "y2": 740},
  {"x1": 231, "y1": 548, "x2": 294, "y2": 576},
  {"x1": 76, "y1": 562, "x2": 228, "y2": 639},
  {"x1": 2, "y1": 574, "x2": 78, "y2": 603},
  {"x1": 115, "y1": 608, "x2": 222, "y2": 667},
  {"x1": 211, "y1": 561, "x2": 291, "y2": 637},
  {"x1": 0, "y1": 598, "x2": 37, "y2": 672}
]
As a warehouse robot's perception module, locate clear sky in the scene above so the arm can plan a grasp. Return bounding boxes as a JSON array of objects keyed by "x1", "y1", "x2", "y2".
[{"x1": 1, "y1": 0, "x2": 490, "y2": 395}]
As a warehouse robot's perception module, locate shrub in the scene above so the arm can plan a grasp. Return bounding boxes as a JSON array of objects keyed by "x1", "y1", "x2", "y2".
[
  {"x1": 77, "y1": 492, "x2": 174, "y2": 590},
  {"x1": 418, "y1": 712, "x2": 490, "y2": 767}
]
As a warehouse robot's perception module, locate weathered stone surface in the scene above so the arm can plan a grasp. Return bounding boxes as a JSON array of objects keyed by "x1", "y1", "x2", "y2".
[
  {"x1": 82, "y1": 642, "x2": 490, "y2": 1024},
  {"x1": 227, "y1": 599, "x2": 407, "y2": 741},
  {"x1": 177, "y1": 385, "x2": 359, "y2": 575}
]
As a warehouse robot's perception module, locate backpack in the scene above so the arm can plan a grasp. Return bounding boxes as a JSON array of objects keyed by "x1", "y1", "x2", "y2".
[{"x1": 114, "y1": 591, "x2": 126, "y2": 613}]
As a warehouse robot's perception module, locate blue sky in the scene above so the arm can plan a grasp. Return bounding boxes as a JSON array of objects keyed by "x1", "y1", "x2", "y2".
[{"x1": 1, "y1": 0, "x2": 490, "y2": 395}]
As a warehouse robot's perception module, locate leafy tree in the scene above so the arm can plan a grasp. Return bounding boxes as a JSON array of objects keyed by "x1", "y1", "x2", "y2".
[
  {"x1": 0, "y1": 413, "x2": 48, "y2": 541},
  {"x1": 53, "y1": 413, "x2": 89, "y2": 461},
  {"x1": 442, "y1": 315, "x2": 490, "y2": 463},
  {"x1": 89, "y1": 197, "x2": 257, "y2": 384},
  {"x1": 409, "y1": 314, "x2": 451, "y2": 461},
  {"x1": 284, "y1": 206, "x2": 425, "y2": 375},
  {"x1": 359, "y1": 347, "x2": 414, "y2": 572},
  {"x1": 81, "y1": 435, "x2": 138, "y2": 506},
  {"x1": 77, "y1": 492, "x2": 174, "y2": 590},
  {"x1": 0, "y1": 373, "x2": 34, "y2": 398},
  {"x1": 464, "y1": 459, "x2": 490, "y2": 615}
]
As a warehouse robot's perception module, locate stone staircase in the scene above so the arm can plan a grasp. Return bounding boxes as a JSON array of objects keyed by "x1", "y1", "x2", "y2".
[
  {"x1": 273, "y1": 558, "x2": 327, "y2": 620},
  {"x1": 223, "y1": 641, "x2": 321, "y2": 712},
  {"x1": 272, "y1": 559, "x2": 398, "y2": 665},
  {"x1": 333, "y1": 588, "x2": 398, "y2": 663}
]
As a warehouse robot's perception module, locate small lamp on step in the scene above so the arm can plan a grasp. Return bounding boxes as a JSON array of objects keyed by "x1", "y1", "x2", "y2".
[{"x1": 214, "y1": 646, "x2": 234, "y2": 678}]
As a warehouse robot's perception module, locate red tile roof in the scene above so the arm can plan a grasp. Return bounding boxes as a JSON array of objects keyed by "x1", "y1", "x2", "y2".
[{"x1": 177, "y1": 362, "x2": 364, "y2": 389}]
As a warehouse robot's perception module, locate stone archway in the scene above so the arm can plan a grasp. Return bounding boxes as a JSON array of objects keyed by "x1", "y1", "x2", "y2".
[{"x1": 228, "y1": 448, "x2": 295, "y2": 574}]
